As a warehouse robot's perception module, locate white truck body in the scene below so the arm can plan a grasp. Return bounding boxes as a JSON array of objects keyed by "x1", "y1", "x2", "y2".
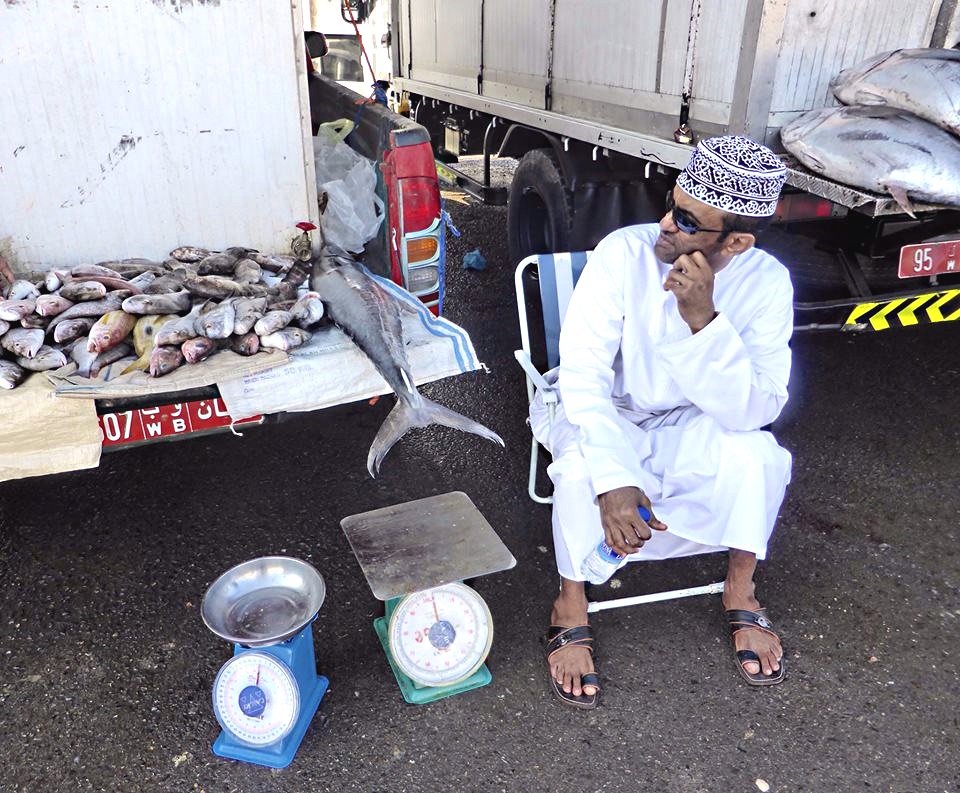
[
  {"x1": 393, "y1": 0, "x2": 960, "y2": 153},
  {"x1": 0, "y1": 0, "x2": 319, "y2": 271}
]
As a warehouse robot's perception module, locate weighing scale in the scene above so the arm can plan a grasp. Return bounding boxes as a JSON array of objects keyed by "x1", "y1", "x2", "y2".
[
  {"x1": 201, "y1": 556, "x2": 329, "y2": 769},
  {"x1": 340, "y1": 491, "x2": 516, "y2": 705}
]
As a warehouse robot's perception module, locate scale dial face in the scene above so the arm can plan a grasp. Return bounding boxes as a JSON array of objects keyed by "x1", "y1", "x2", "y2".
[
  {"x1": 212, "y1": 651, "x2": 300, "y2": 746},
  {"x1": 388, "y1": 583, "x2": 493, "y2": 687}
]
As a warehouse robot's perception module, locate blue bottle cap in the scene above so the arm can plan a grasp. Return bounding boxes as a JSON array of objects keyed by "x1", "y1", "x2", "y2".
[{"x1": 637, "y1": 505, "x2": 652, "y2": 521}]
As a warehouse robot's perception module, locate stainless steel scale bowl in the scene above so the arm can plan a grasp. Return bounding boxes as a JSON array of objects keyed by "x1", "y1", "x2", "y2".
[{"x1": 201, "y1": 556, "x2": 326, "y2": 647}]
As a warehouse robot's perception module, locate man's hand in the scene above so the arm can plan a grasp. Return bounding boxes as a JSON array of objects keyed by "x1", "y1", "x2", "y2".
[
  {"x1": 663, "y1": 251, "x2": 716, "y2": 333},
  {"x1": 0, "y1": 255, "x2": 14, "y2": 289},
  {"x1": 598, "y1": 486, "x2": 667, "y2": 556}
]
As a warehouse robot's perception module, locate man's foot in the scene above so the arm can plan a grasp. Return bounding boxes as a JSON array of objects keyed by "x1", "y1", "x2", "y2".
[
  {"x1": 547, "y1": 580, "x2": 600, "y2": 706},
  {"x1": 722, "y1": 586, "x2": 784, "y2": 685}
]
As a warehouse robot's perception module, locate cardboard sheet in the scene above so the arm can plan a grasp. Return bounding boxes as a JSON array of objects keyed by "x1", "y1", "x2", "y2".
[{"x1": 0, "y1": 372, "x2": 101, "y2": 482}]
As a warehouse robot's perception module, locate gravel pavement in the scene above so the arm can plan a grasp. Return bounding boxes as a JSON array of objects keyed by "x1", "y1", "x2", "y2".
[{"x1": 1, "y1": 189, "x2": 958, "y2": 793}]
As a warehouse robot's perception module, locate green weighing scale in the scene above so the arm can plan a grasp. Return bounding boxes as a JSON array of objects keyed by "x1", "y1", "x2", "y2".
[{"x1": 340, "y1": 491, "x2": 516, "y2": 705}]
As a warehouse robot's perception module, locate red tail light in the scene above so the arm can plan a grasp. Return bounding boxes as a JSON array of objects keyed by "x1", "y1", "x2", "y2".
[{"x1": 400, "y1": 176, "x2": 441, "y2": 233}]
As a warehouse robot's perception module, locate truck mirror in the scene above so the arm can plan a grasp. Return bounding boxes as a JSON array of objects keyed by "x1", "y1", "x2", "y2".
[{"x1": 305, "y1": 31, "x2": 328, "y2": 59}]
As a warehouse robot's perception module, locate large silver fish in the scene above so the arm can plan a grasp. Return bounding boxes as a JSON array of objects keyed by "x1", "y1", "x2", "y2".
[
  {"x1": 781, "y1": 105, "x2": 960, "y2": 215},
  {"x1": 309, "y1": 246, "x2": 503, "y2": 477},
  {"x1": 831, "y1": 48, "x2": 960, "y2": 136}
]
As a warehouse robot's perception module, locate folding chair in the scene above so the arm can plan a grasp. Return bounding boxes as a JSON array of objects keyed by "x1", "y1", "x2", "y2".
[{"x1": 513, "y1": 252, "x2": 725, "y2": 613}]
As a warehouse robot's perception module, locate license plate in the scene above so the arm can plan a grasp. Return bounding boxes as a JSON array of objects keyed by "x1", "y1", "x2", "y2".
[
  {"x1": 99, "y1": 398, "x2": 262, "y2": 448},
  {"x1": 898, "y1": 239, "x2": 960, "y2": 279}
]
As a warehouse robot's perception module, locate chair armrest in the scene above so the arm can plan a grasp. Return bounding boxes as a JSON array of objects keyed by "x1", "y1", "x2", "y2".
[{"x1": 514, "y1": 350, "x2": 558, "y2": 401}]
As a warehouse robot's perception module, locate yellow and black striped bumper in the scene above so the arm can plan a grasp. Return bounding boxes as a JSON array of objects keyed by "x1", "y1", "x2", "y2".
[{"x1": 844, "y1": 288, "x2": 960, "y2": 331}]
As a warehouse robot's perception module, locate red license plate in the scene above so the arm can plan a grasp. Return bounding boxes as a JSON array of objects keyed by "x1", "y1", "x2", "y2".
[
  {"x1": 99, "y1": 398, "x2": 262, "y2": 448},
  {"x1": 898, "y1": 239, "x2": 960, "y2": 279}
]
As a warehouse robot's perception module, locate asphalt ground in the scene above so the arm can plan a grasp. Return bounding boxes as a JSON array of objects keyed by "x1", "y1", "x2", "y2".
[{"x1": 1, "y1": 191, "x2": 959, "y2": 793}]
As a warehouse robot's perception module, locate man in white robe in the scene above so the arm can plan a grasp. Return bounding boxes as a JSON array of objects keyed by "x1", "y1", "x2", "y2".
[{"x1": 532, "y1": 135, "x2": 793, "y2": 708}]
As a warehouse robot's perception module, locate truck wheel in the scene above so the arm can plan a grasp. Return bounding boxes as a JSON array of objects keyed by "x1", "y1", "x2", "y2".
[{"x1": 508, "y1": 148, "x2": 573, "y2": 264}]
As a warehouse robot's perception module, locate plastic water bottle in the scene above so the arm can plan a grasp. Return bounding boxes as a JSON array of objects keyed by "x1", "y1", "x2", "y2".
[{"x1": 581, "y1": 506, "x2": 653, "y2": 585}]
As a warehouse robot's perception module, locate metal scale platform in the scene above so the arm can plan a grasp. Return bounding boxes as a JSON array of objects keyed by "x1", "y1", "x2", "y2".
[{"x1": 341, "y1": 491, "x2": 515, "y2": 705}]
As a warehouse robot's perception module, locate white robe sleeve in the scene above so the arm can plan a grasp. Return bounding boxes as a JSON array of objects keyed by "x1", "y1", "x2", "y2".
[
  {"x1": 654, "y1": 269, "x2": 793, "y2": 431},
  {"x1": 556, "y1": 236, "x2": 643, "y2": 498}
]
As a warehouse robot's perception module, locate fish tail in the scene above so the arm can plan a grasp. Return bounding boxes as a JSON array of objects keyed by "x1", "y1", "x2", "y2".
[{"x1": 366, "y1": 395, "x2": 504, "y2": 478}]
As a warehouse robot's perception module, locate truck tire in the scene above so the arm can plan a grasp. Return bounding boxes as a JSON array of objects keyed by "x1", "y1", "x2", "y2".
[{"x1": 508, "y1": 148, "x2": 574, "y2": 265}]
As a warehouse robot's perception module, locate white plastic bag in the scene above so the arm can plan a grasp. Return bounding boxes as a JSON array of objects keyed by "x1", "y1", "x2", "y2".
[{"x1": 313, "y1": 121, "x2": 384, "y2": 253}]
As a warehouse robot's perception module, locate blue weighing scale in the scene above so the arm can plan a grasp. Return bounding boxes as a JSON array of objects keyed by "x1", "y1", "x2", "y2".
[
  {"x1": 341, "y1": 491, "x2": 516, "y2": 705},
  {"x1": 201, "y1": 556, "x2": 330, "y2": 769}
]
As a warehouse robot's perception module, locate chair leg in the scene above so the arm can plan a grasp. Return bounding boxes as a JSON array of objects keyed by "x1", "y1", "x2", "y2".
[
  {"x1": 528, "y1": 436, "x2": 554, "y2": 505},
  {"x1": 586, "y1": 581, "x2": 725, "y2": 613}
]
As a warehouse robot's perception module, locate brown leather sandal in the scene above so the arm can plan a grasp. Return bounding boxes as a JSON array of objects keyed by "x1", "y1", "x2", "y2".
[
  {"x1": 545, "y1": 625, "x2": 601, "y2": 708},
  {"x1": 725, "y1": 608, "x2": 786, "y2": 686}
]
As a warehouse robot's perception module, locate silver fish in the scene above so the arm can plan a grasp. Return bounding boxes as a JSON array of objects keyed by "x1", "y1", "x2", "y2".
[
  {"x1": 2, "y1": 327, "x2": 45, "y2": 358},
  {"x1": 72, "y1": 340, "x2": 132, "y2": 379},
  {"x1": 71, "y1": 264, "x2": 124, "y2": 279},
  {"x1": 87, "y1": 310, "x2": 136, "y2": 354},
  {"x1": 121, "y1": 290, "x2": 192, "y2": 315},
  {"x1": 44, "y1": 271, "x2": 64, "y2": 292},
  {"x1": 154, "y1": 304, "x2": 204, "y2": 346},
  {"x1": 254, "y1": 310, "x2": 292, "y2": 336},
  {"x1": 127, "y1": 271, "x2": 158, "y2": 291},
  {"x1": 291, "y1": 292, "x2": 325, "y2": 328},
  {"x1": 20, "y1": 314, "x2": 50, "y2": 330},
  {"x1": 65, "y1": 274, "x2": 142, "y2": 295},
  {"x1": 183, "y1": 273, "x2": 276, "y2": 299},
  {"x1": 259, "y1": 327, "x2": 312, "y2": 351},
  {"x1": 197, "y1": 299, "x2": 236, "y2": 339},
  {"x1": 59, "y1": 280, "x2": 108, "y2": 302},
  {"x1": 309, "y1": 246, "x2": 504, "y2": 476},
  {"x1": 831, "y1": 48, "x2": 960, "y2": 136},
  {"x1": 35, "y1": 294, "x2": 75, "y2": 317},
  {"x1": 0, "y1": 298, "x2": 37, "y2": 321},
  {"x1": 229, "y1": 332, "x2": 260, "y2": 356},
  {"x1": 17, "y1": 345, "x2": 67, "y2": 372},
  {"x1": 170, "y1": 246, "x2": 213, "y2": 263},
  {"x1": 250, "y1": 252, "x2": 295, "y2": 273},
  {"x1": 233, "y1": 258, "x2": 263, "y2": 285},
  {"x1": 46, "y1": 291, "x2": 129, "y2": 332},
  {"x1": 181, "y1": 336, "x2": 219, "y2": 364},
  {"x1": 198, "y1": 252, "x2": 242, "y2": 276},
  {"x1": 0, "y1": 360, "x2": 25, "y2": 389},
  {"x1": 781, "y1": 105, "x2": 960, "y2": 215},
  {"x1": 232, "y1": 297, "x2": 267, "y2": 335},
  {"x1": 96, "y1": 258, "x2": 163, "y2": 276},
  {"x1": 145, "y1": 271, "x2": 187, "y2": 294},
  {"x1": 69, "y1": 336, "x2": 98, "y2": 378},
  {"x1": 149, "y1": 345, "x2": 185, "y2": 377},
  {"x1": 53, "y1": 317, "x2": 97, "y2": 344},
  {"x1": 7, "y1": 280, "x2": 40, "y2": 300},
  {"x1": 0, "y1": 319, "x2": 8, "y2": 336}
]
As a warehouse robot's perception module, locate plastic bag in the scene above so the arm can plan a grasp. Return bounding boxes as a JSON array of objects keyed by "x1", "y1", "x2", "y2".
[{"x1": 313, "y1": 120, "x2": 384, "y2": 253}]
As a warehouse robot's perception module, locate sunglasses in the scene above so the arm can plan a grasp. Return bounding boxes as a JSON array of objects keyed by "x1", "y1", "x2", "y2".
[{"x1": 665, "y1": 192, "x2": 727, "y2": 235}]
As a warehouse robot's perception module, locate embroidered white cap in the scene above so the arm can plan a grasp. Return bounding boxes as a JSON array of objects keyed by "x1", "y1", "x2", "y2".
[{"x1": 677, "y1": 135, "x2": 787, "y2": 218}]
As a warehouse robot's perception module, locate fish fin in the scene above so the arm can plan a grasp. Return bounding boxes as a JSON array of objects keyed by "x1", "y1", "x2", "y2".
[
  {"x1": 885, "y1": 183, "x2": 916, "y2": 218},
  {"x1": 366, "y1": 395, "x2": 505, "y2": 478},
  {"x1": 120, "y1": 355, "x2": 150, "y2": 375}
]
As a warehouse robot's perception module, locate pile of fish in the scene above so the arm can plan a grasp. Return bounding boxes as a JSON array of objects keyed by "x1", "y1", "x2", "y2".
[
  {"x1": 781, "y1": 48, "x2": 960, "y2": 215},
  {"x1": 0, "y1": 246, "x2": 323, "y2": 390}
]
